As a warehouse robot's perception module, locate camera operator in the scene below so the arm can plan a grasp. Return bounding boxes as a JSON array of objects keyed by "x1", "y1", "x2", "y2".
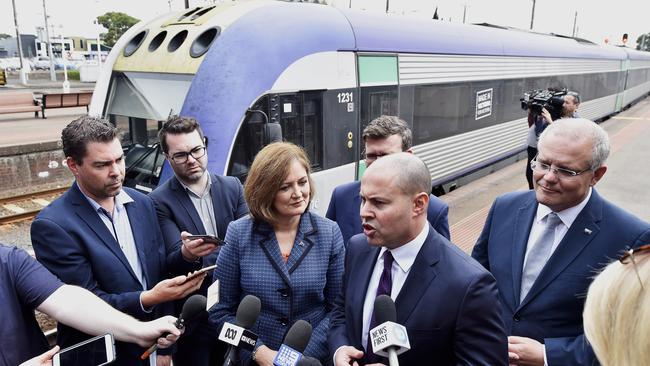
[{"x1": 525, "y1": 91, "x2": 580, "y2": 189}]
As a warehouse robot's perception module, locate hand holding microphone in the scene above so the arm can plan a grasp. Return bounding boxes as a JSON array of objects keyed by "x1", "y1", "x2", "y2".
[
  {"x1": 140, "y1": 294, "x2": 207, "y2": 359},
  {"x1": 369, "y1": 295, "x2": 410, "y2": 366}
]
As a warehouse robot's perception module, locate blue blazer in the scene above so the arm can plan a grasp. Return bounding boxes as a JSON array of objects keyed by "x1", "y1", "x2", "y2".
[
  {"x1": 471, "y1": 189, "x2": 650, "y2": 366},
  {"x1": 209, "y1": 212, "x2": 345, "y2": 365},
  {"x1": 329, "y1": 225, "x2": 508, "y2": 365},
  {"x1": 326, "y1": 181, "x2": 450, "y2": 244},
  {"x1": 31, "y1": 183, "x2": 194, "y2": 365}
]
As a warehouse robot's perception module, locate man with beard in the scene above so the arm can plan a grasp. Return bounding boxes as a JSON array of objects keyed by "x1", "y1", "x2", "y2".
[
  {"x1": 31, "y1": 117, "x2": 206, "y2": 366},
  {"x1": 149, "y1": 116, "x2": 248, "y2": 366}
]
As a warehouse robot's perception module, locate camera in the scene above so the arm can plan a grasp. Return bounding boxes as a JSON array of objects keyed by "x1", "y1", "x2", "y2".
[{"x1": 520, "y1": 88, "x2": 567, "y2": 121}]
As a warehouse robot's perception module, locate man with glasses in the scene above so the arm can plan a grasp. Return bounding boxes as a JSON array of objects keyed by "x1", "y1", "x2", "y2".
[
  {"x1": 472, "y1": 118, "x2": 650, "y2": 366},
  {"x1": 326, "y1": 115, "x2": 449, "y2": 245},
  {"x1": 149, "y1": 115, "x2": 248, "y2": 366}
]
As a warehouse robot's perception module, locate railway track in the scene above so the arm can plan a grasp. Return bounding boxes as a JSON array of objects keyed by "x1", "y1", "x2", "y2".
[{"x1": 0, "y1": 187, "x2": 68, "y2": 224}]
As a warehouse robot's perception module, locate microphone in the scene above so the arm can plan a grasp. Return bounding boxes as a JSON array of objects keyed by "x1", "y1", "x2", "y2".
[
  {"x1": 140, "y1": 294, "x2": 207, "y2": 359},
  {"x1": 369, "y1": 295, "x2": 410, "y2": 366},
  {"x1": 273, "y1": 319, "x2": 312, "y2": 366},
  {"x1": 219, "y1": 294, "x2": 261, "y2": 366}
]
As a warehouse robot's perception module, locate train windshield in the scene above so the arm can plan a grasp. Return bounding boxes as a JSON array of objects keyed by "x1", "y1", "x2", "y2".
[{"x1": 105, "y1": 71, "x2": 193, "y2": 122}]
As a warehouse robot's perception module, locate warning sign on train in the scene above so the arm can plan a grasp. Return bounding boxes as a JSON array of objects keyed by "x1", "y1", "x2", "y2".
[{"x1": 475, "y1": 88, "x2": 493, "y2": 120}]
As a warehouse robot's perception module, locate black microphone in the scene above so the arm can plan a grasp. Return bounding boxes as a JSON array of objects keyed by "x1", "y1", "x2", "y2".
[
  {"x1": 273, "y1": 319, "x2": 313, "y2": 366},
  {"x1": 297, "y1": 356, "x2": 322, "y2": 366},
  {"x1": 369, "y1": 295, "x2": 410, "y2": 366},
  {"x1": 140, "y1": 294, "x2": 207, "y2": 359},
  {"x1": 219, "y1": 295, "x2": 261, "y2": 366}
]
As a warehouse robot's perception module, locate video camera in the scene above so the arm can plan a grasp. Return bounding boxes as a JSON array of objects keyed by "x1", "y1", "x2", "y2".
[{"x1": 520, "y1": 88, "x2": 567, "y2": 121}]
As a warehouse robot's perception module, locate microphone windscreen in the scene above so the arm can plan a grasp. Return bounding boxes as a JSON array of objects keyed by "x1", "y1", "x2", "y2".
[
  {"x1": 235, "y1": 295, "x2": 261, "y2": 328},
  {"x1": 181, "y1": 294, "x2": 207, "y2": 321},
  {"x1": 297, "y1": 356, "x2": 322, "y2": 366},
  {"x1": 283, "y1": 319, "x2": 312, "y2": 353},
  {"x1": 374, "y1": 295, "x2": 396, "y2": 324}
]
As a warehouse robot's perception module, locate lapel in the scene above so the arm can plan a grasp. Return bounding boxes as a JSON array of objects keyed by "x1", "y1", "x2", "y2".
[
  {"x1": 519, "y1": 191, "x2": 603, "y2": 309},
  {"x1": 123, "y1": 195, "x2": 151, "y2": 287},
  {"x1": 511, "y1": 194, "x2": 538, "y2": 307},
  {"x1": 68, "y1": 183, "x2": 141, "y2": 284},
  {"x1": 395, "y1": 226, "x2": 440, "y2": 323},
  {"x1": 209, "y1": 174, "x2": 230, "y2": 238},
  {"x1": 352, "y1": 182, "x2": 363, "y2": 234},
  {"x1": 257, "y1": 213, "x2": 317, "y2": 289},
  {"x1": 170, "y1": 176, "x2": 205, "y2": 234},
  {"x1": 350, "y1": 242, "x2": 380, "y2": 346}
]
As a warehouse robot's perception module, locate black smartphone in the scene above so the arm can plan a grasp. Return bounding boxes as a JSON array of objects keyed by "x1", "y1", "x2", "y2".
[
  {"x1": 186, "y1": 234, "x2": 224, "y2": 245},
  {"x1": 52, "y1": 333, "x2": 115, "y2": 366}
]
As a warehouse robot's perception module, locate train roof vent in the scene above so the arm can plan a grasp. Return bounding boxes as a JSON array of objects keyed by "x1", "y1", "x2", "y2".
[
  {"x1": 148, "y1": 31, "x2": 167, "y2": 52},
  {"x1": 190, "y1": 27, "x2": 220, "y2": 58},
  {"x1": 177, "y1": 7, "x2": 201, "y2": 21},
  {"x1": 190, "y1": 6, "x2": 216, "y2": 21},
  {"x1": 168, "y1": 30, "x2": 188, "y2": 53},
  {"x1": 124, "y1": 29, "x2": 149, "y2": 57}
]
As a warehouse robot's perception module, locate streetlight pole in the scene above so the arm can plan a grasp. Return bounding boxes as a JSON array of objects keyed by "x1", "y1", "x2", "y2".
[
  {"x1": 530, "y1": 0, "x2": 536, "y2": 30},
  {"x1": 463, "y1": 4, "x2": 467, "y2": 24},
  {"x1": 42, "y1": 0, "x2": 56, "y2": 81},
  {"x1": 385, "y1": 0, "x2": 389, "y2": 13},
  {"x1": 11, "y1": 0, "x2": 28, "y2": 84},
  {"x1": 572, "y1": 11, "x2": 577, "y2": 37}
]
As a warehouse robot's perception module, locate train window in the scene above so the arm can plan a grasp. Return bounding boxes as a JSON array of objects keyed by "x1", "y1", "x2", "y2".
[
  {"x1": 148, "y1": 31, "x2": 167, "y2": 52},
  {"x1": 168, "y1": 30, "x2": 188, "y2": 52},
  {"x1": 124, "y1": 30, "x2": 148, "y2": 57},
  {"x1": 360, "y1": 86, "x2": 398, "y2": 133},
  {"x1": 279, "y1": 93, "x2": 323, "y2": 170},
  {"x1": 190, "y1": 27, "x2": 220, "y2": 58}
]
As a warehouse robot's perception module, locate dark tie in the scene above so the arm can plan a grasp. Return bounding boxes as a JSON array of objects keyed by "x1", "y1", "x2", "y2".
[
  {"x1": 366, "y1": 250, "x2": 394, "y2": 361},
  {"x1": 520, "y1": 212, "x2": 562, "y2": 302}
]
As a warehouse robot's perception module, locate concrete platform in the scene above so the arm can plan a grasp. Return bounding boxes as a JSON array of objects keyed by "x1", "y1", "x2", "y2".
[{"x1": 445, "y1": 97, "x2": 650, "y2": 252}]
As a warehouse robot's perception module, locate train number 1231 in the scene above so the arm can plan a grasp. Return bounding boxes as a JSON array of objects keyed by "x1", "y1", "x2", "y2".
[{"x1": 337, "y1": 92, "x2": 353, "y2": 103}]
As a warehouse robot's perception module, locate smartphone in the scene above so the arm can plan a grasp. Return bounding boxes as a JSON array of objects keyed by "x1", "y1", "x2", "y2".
[
  {"x1": 52, "y1": 333, "x2": 115, "y2": 366},
  {"x1": 186, "y1": 234, "x2": 224, "y2": 245},
  {"x1": 186, "y1": 264, "x2": 218, "y2": 280}
]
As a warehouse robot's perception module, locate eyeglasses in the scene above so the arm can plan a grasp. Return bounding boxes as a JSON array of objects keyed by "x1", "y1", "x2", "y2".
[
  {"x1": 169, "y1": 146, "x2": 206, "y2": 164},
  {"x1": 364, "y1": 152, "x2": 390, "y2": 162},
  {"x1": 530, "y1": 157, "x2": 591, "y2": 179},
  {"x1": 619, "y1": 244, "x2": 650, "y2": 289}
]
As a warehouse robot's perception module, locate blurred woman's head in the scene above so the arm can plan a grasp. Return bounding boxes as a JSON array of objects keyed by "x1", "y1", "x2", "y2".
[
  {"x1": 244, "y1": 142, "x2": 315, "y2": 224},
  {"x1": 583, "y1": 246, "x2": 650, "y2": 366}
]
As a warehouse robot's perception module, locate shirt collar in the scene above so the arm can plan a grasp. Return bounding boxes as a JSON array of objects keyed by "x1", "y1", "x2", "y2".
[
  {"x1": 379, "y1": 223, "x2": 429, "y2": 274},
  {"x1": 536, "y1": 187, "x2": 592, "y2": 227},
  {"x1": 180, "y1": 173, "x2": 211, "y2": 197},
  {"x1": 82, "y1": 189, "x2": 134, "y2": 214}
]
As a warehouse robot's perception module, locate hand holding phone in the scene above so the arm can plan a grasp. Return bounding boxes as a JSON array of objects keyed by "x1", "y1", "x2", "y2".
[
  {"x1": 186, "y1": 264, "x2": 218, "y2": 281},
  {"x1": 181, "y1": 232, "x2": 223, "y2": 260},
  {"x1": 186, "y1": 234, "x2": 224, "y2": 245}
]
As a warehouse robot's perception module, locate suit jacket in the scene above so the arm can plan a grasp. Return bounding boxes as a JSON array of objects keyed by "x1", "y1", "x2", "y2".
[
  {"x1": 209, "y1": 212, "x2": 345, "y2": 365},
  {"x1": 471, "y1": 189, "x2": 650, "y2": 365},
  {"x1": 31, "y1": 183, "x2": 194, "y2": 366},
  {"x1": 329, "y1": 225, "x2": 508, "y2": 365},
  {"x1": 326, "y1": 181, "x2": 450, "y2": 244},
  {"x1": 149, "y1": 173, "x2": 248, "y2": 364}
]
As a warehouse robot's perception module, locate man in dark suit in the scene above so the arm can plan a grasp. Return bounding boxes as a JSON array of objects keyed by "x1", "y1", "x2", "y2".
[
  {"x1": 326, "y1": 115, "x2": 449, "y2": 244},
  {"x1": 472, "y1": 118, "x2": 650, "y2": 366},
  {"x1": 31, "y1": 117, "x2": 206, "y2": 366},
  {"x1": 329, "y1": 153, "x2": 507, "y2": 366},
  {"x1": 149, "y1": 116, "x2": 248, "y2": 366}
]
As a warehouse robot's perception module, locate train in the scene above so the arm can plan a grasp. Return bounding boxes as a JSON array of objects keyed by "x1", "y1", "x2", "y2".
[{"x1": 88, "y1": 0, "x2": 650, "y2": 214}]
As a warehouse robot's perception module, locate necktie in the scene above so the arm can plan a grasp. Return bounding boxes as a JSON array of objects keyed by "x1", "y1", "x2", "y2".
[
  {"x1": 520, "y1": 212, "x2": 562, "y2": 302},
  {"x1": 366, "y1": 251, "x2": 394, "y2": 360}
]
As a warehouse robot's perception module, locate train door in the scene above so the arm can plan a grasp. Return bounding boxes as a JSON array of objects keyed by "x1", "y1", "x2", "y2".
[{"x1": 356, "y1": 54, "x2": 399, "y2": 178}]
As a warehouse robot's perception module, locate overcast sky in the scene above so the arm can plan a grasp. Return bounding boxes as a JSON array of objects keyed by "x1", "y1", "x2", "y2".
[{"x1": 3, "y1": 0, "x2": 649, "y2": 46}]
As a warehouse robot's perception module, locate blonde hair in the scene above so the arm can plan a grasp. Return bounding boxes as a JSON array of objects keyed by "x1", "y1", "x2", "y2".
[
  {"x1": 583, "y1": 252, "x2": 650, "y2": 366},
  {"x1": 244, "y1": 142, "x2": 314, "y2": 224}
]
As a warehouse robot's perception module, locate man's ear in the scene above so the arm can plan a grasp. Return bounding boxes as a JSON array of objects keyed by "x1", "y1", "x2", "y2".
[
  {"x1": 413, "y1": 192, "x2": 429, "y2": 215},
  {"x1": 66, "y1": 156, "x2": 80, "y2": 177},
  {"x1": 590, "y1": 165, "x2": 607, "y2": 186}
]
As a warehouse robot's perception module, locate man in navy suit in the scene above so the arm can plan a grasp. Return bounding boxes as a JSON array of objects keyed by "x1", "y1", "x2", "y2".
[
  {"x1": 326, "y1": 115, "x2": 449, "y2": 244},
  {"x1": 31, "y1": 117, "x2": 206, "y2": 366},
  {"x1": 472, "y1": 118, "x2": 650, "y2": 366},
  {"x1": 149, "y1": 116, "x2": 248, "y2": 366},
  {"x1": 329, "y1": 153, "x2": 507, "y2": 366}
]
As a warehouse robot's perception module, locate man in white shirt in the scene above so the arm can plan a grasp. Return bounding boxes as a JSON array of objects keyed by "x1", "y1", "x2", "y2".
[
  {"x1": 329, "y1": 153, "x2": 507, "y2": 366},
  {"x1": 472, "y1": 118, "x2": 650, "y2": 366}
]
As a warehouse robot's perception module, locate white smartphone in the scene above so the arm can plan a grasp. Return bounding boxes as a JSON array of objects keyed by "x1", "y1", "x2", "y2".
[
  {"x1": 186, "y1": 264, "x2": 218, "y2": 280},
  {"x1": 52, "y1": 333, "x2": 116, "y2": 366}
]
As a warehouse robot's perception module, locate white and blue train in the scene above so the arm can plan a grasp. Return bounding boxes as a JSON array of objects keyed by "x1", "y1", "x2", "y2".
[{"x1": 89, "y1": 0, "x2": 650, "y2": 214}]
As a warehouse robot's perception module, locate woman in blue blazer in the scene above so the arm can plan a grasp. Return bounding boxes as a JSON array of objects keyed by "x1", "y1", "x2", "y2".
[{"x1": 209, "y1": 142, "x2": 344, "y2": 366}]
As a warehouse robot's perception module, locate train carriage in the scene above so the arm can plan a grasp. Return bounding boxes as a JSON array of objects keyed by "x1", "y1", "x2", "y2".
[{"x1": 90, "y1": 0, "x2": 650, "y2": 214}]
